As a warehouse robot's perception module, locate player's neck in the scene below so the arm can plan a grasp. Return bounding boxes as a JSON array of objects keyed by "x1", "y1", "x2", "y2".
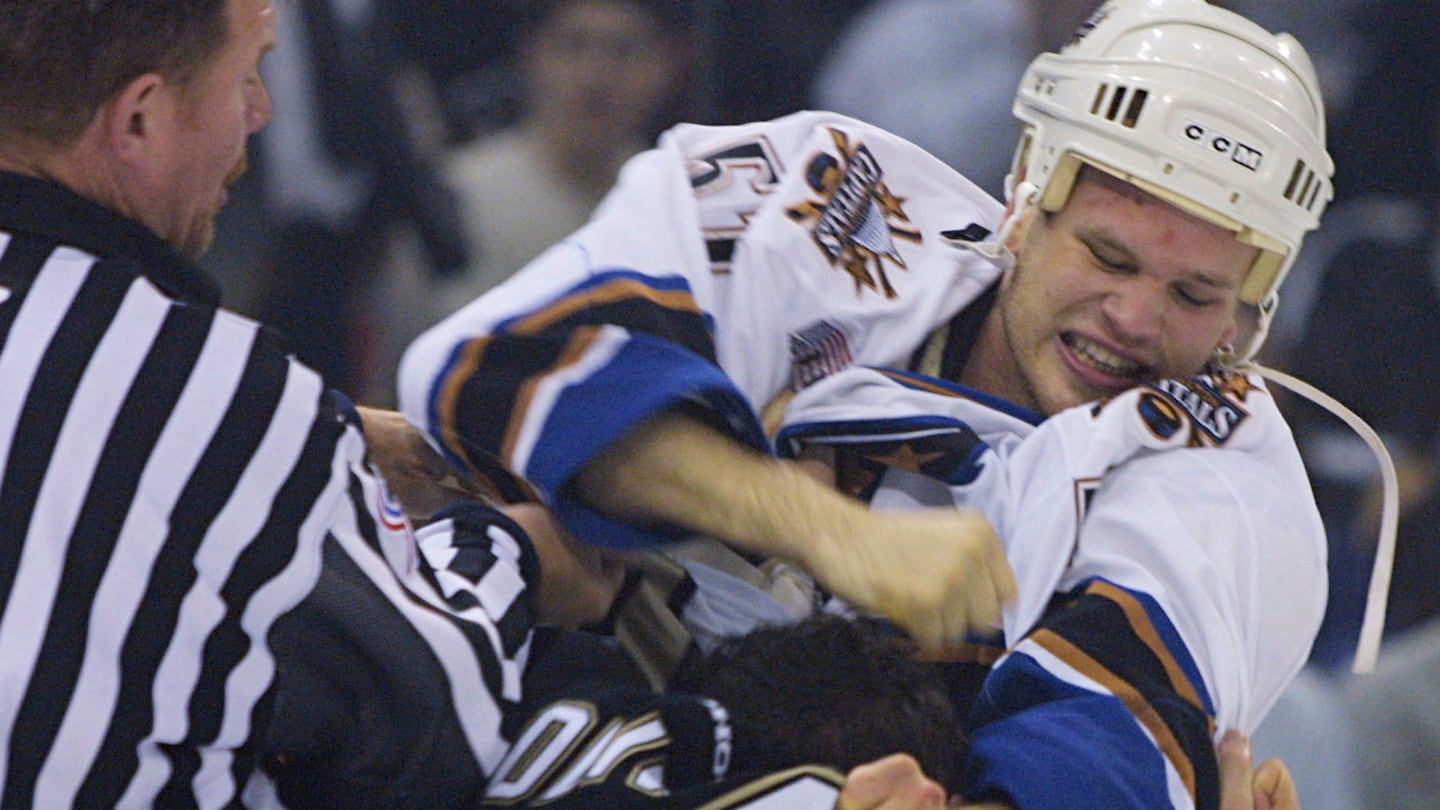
[{"x1": 959, "y1": 309, "x2": 1031, "y2": 411}]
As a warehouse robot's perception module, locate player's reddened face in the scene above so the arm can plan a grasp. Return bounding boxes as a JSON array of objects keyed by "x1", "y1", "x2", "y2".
[{"x1": 991, "y1": 170, "x2": 1254, "y2": 416}]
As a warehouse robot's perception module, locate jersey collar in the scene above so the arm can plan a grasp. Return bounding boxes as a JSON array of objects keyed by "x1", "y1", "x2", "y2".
[{"x1": 0, "y1": 170, "x2": 222, "y2": 307}]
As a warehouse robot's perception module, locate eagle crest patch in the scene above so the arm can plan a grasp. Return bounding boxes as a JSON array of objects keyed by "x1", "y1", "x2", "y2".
[{"x1": 786, "y1": 129, "x2": 921, "y2": 298}]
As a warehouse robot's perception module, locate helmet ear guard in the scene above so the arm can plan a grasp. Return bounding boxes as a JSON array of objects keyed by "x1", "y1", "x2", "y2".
[{"x1": 1007, "y1": 0, "x2": 1334, "y2": 364}]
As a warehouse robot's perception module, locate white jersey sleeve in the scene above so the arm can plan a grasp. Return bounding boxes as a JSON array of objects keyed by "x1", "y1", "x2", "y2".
[{"x1": 396, "y1": 111, "x2": 1002, "y2": 549}]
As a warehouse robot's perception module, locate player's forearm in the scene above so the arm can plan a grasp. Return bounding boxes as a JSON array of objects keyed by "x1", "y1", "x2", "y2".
[
  {"x1": 571, "y1": 409, "x2": 859, "y2": 567},
  {"x1": 574, "y1": 410, "x2": 1015, "y2": 648}
]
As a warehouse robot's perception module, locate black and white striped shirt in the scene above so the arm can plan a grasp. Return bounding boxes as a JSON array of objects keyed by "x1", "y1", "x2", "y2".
[{"x1": 0, "y1": 171, "x2": 528, "y2": 808}]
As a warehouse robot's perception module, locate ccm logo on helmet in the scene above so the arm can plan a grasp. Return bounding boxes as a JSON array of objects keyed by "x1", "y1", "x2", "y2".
[{"x1": 1181, "y1": 120, "x2": 1264, "y2": 172}]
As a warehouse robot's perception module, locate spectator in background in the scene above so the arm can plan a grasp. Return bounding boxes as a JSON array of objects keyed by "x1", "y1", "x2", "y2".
[
  {"x1": 364, "y1": 0, "x2": 698, "y2": 404},
  {"x1": 1244, "y1": 3, "x2": 1440, "y2": 808},
  {"x1": 385, "y1": 0, "x2": 529, "y2": 142},
  {"x1": 698, "y1": 0, "x2": 874, "y2": 125},
  {"x1": 247, "y1": 0, "x2": 469, "y2": 393},
  {"x1": 443, "y1": 0, "x2": 696, "y2": 300}
]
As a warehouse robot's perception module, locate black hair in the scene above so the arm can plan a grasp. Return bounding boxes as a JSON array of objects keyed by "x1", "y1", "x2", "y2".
[{"x1": 672, "y1": 614, "x2": 968, "y2": 793}]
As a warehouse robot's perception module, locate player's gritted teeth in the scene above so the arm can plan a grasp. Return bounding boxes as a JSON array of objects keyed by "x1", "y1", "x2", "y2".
[{"x1": 1060, "y1": 333, "x2": 1148, "y2": 389}]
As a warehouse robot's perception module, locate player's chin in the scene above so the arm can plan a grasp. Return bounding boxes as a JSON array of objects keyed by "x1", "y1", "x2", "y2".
[{"x1": 1032, "y1": 379, "x2": 1098, "y2": 416}]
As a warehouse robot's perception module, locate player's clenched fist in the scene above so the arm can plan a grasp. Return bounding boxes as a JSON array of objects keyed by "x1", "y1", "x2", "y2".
[
  {"x1": 1217, "y1": 731, "x2": 1300, "y2": 810},
  {"x1": 836, "y1": 754, "x2": 1017, "y2": 810},
  {"x1": 797, "y1": 499, "x2": 1016, "y2": 649},
  {"x1": 573, "y1": 411, "x2": 1015, "y2": 648}
]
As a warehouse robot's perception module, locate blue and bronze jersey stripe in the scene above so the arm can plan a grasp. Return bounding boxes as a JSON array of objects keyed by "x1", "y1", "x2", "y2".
[
  {"x1": 433, "y1": 271, "x2": 715, "y2": 491},
  {"x1": 1034, "y1": 579, "x2": 1219, "y2": 808}
]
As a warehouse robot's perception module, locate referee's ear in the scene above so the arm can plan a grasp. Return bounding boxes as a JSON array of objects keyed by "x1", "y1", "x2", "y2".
[{"x1": 99, "y1": 70, "x2": 172, "y2": 172}]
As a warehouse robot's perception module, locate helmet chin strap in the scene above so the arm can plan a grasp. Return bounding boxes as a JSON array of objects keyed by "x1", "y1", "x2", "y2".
[
  {"x1": 946, "y1": 179, "x2": 1039, "y2": 273},
  {"x1": 1242, "y1": 364, "x2": 1399, "y2": 675},
  {"x1": 1216, "y1": 287, "x2": 1393, "y2": 673},
  {"x1": 1218, "y1": 283, "x2": 1394, "y2": 674}
]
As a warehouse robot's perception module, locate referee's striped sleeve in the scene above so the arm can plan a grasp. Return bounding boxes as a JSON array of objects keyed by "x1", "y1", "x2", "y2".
[
  {"x1": 0, "y1": 236, "x2": 522, "y2": 807},
  {"x1": 259, "y1": 480, "x2": 542, "y2": 806},
  {"x1": 0, "y1": 240, "x2": 341, "y2": 807}
]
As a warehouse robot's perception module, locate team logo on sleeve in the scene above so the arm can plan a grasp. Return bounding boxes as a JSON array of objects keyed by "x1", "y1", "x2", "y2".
[
  {"x1": 786, "y1": 129, "x2": 921, "y2": 299},
  {"x1": 1133, "y1": 371, "x2": 1256, "y2": 447},
  {"x1": 788, "y1": 319, "x2": 854, "y2": 388}
]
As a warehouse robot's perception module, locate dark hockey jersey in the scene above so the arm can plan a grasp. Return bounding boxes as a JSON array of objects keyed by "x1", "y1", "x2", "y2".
[{"x1": 264, "y1": 501, "x2": 856, "y2": 809}]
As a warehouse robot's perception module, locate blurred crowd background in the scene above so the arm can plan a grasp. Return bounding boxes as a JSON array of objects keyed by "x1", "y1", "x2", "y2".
[{"x1": 204, "y1": 2, "x2": 1440, "y2": 807}]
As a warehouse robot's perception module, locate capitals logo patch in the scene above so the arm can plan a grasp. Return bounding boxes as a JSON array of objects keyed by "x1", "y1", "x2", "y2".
[
  {"x1": 787, "y1": 129, "x2": 921, "y2": 298},
  {"x1": 1132, "y1": 371, "x2": 1258, "y2": 447}
]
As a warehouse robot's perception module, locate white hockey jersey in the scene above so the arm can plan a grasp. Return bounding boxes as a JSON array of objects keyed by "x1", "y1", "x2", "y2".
[
  {"x1": 778, "y1": 366, "x2": 1327, "y2": 809},
  {"x1": 397, "y1": 111, "x2": 1327, "y2": 809},
  {"x1": 398, "y1": 111, "x2": 1003, "y2": 548}
]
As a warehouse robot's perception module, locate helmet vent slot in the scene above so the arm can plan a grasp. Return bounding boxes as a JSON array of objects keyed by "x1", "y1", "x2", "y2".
[
  {"x1": 1091, "y1": 84, "x2": 1148, "y2": 128},
  {"x1": 1284, "y1": 159, "x2": 1324, "y2": 211},
  {"x1": 1090, "y1": 84, "x2": 1108, "y2": 115},
  {"x1": 1121, "y1": 88, "x2": 1148, "y2": 127}
]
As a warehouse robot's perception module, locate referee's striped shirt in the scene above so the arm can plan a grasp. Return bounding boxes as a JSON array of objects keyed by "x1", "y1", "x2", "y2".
[{"x1": 0, "y1": 171, "x2": 528, "y2": 807}]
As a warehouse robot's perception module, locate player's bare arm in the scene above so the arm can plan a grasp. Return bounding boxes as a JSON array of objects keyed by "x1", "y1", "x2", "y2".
[
  {"x1": 573, "y1": 410, "x2": 1016, "y2": 648},
  {"x1": 504, "y1": 501, "x2": 628, "y2": 628}
]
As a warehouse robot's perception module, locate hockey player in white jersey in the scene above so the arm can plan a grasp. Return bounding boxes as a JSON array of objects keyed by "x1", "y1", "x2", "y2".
[{"x1": 398, "y1": 1, "x2": 1335, "y2": 807}]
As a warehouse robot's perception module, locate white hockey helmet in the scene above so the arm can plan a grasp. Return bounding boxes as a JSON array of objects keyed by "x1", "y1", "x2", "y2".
[{"x1": 1008, "y1": 0, "x2": 1333, "y2": 362}]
